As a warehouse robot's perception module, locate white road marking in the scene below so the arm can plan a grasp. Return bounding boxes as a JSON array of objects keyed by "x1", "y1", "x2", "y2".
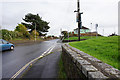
[
  {"x1": 9, "y1": 45, "x2": 55, "y2": 80},
  {"x1": 45, "y1": 45, "x2": 56, "y2": 56}
]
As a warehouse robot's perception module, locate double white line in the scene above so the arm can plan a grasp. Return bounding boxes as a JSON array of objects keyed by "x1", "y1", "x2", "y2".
[{"x1": 9, "y1": 45, "x2": 56, "y2": 80}]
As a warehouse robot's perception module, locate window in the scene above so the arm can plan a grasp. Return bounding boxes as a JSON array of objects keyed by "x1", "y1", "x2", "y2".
[
  {"x1": 2, "y1": 40, "x2": 8, "y2": 44},
  {"x1": 0, "y1": 40, "x2": 2, "y2": 44}
]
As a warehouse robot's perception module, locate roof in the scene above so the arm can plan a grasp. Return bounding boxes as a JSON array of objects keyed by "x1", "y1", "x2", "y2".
[
  {"x1": 74, "y1": 26, "x2": 89, "y2": 30},
  {"x1": 82, "y1": 26, "x2": 89, "y2": 29}
]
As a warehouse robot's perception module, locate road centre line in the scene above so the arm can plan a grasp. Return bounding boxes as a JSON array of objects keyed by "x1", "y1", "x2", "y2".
[
  {"x1": 10, "y1": 45, "x2": 54, "y2": 79},
  {"x1": 45, "y1": 45, "x2": 56, "y2": 56},
  {"x1": 9, "y1": 45, "x2": 55, "y2": 80}
]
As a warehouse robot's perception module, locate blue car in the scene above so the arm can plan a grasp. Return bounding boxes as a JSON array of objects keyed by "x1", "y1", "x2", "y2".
[{"x1": 0, "y1": 39, "x2": 14, "y2": 51}]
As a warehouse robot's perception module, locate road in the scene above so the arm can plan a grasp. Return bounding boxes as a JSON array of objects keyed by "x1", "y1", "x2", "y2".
[
  {"x1": 22, "y1": 41, "x2": 62, "y2": 78},
  {"x1": 2, "y1": 39, "x2": 60, "y2": 78}
]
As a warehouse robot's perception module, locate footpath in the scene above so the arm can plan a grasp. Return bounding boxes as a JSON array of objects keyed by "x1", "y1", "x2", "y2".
[{"x1": 21, "y1": 43, "x2": 62, "y2": 79}]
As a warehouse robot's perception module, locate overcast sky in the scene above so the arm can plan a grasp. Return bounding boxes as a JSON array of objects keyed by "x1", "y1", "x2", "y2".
[{"x1": 0, "y1": 0, "x2": 119, "y2": 36}]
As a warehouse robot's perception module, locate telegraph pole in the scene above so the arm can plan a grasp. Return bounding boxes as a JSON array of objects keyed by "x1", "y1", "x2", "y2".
[
  {"x1": 60, "y1": 28, "x2": 62, "y2": 36},
  {"x1": 90, "y1": 23, "x2": 92, "y2": 38},
  {"x1": 60, "y1": 28, "x2": 62, "y2": 40},
  {"x1": 103, "y1": 29, "x2": 104, "y2": 36},
  {"x1": 95, "y1": 24, "x2": 98, "y2": 38},
  {"x1": 74, "y1": 0, "x2": 83, "y2": 41},
  {"x1": 35, "y1": 23, "x2": 36, "y2": 41},
  {"x1": 68, "y1": 30, "x2": 69, "y2": 42}
]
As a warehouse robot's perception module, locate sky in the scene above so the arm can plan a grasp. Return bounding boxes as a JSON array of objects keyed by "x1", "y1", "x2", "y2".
[{"x1": 0, "y1": 0, "x2": 119, "y2": 36}]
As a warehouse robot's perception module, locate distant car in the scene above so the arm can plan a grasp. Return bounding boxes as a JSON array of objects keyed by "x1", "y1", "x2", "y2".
[{"x1": 0, "y1": 39, "x2": 14, "y2": 51}]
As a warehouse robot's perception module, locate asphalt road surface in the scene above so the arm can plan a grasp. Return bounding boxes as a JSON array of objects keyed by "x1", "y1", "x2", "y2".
[
  {"x1": 2, "y1": 39, "x2": 60, "y2": 78},
  {"x1": 22, "y1": 41, "x2": 62, "y2": 78}
]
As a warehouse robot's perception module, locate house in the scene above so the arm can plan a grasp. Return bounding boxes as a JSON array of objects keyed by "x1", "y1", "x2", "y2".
[
  {"x1": 74, "y1": 26, "x2": 90, "y2": 34},
  {"x1": 73, "y1": 26, "x2": 101, "y2": 36}
]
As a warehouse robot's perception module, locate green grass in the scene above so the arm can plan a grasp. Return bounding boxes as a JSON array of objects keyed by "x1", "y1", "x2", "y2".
[
  {"x1": 69, "y1": 36, "x2": 119, "y2": 70},
  {"x1": 64, "y1": 36, "x2": 103, "y2": 40},
  {"x1": 58, "y1": 54, "x2": 67, "y2": 78},
  {"x1": 12, "y1": 38, "x2": 23, "y2": 40}
]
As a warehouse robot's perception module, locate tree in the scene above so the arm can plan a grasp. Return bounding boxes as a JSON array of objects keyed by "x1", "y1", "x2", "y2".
[
  {"x1": 31, "y1": 30, "x2": 39, "y2": 38},
  {"x1": 108, "y1": 33, "x2": 118, "y2": 37},
  {"x1": 15, "y1": 24, "x2": 30, "y2": 38},
  {"x1": 21, "y1": 13, "x2": 50, "y2": 36},
  {"x1": 61, "y1": 31, "x2": 68, "y2": 38}
]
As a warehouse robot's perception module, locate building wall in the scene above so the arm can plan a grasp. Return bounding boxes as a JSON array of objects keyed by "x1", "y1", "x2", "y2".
[{"x1": 74, "y1": 29, "x2": 90, "y2": 34}]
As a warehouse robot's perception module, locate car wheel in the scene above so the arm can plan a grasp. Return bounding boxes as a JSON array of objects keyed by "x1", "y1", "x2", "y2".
[{"x1": 10, "y1": 46, "x2": 14, "y2": 50}]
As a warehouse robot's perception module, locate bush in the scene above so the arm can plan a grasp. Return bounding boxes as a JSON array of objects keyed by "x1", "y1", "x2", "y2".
[{"x1": 1, "y1": 29, "x2": 12, "y2": 40}]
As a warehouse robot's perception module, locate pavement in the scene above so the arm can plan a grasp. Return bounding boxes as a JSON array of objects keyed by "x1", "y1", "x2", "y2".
[{"x1": 21, "y1": 41, "x2": 62, "y2": 79}]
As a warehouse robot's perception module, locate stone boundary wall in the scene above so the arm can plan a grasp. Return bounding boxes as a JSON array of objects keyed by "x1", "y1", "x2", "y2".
[{"x1": 62, "y1": 44, "x2": 120, "y2": 80}]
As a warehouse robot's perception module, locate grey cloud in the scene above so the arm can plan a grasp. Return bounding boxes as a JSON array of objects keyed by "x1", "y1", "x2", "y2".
[{"x1": 1, "y1": 0, "x2": 119, "y2": 36}]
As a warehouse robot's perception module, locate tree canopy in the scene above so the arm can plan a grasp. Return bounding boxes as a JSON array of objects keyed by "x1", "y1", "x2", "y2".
[
  {"x1": 15, "y1": 24, "x2": 30, "y2": 38},
  {"x1": 21, "y1": 13, "x2": 50, "y2": 36},
  {"x1": 61, "y1": 31, "x2": 68, "y2": 38},
  {"x1": 31, "y1": 30, "x2": 39, "y2": 38}
]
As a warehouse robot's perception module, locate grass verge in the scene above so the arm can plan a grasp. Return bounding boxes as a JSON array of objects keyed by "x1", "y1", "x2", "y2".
[
  {"x1": 69, "y1": 36, "x2": 119, "y2": 70},
  {"x1": 64, "y1": 36, "x2": 103, "y2": 40},
  {"x1": 58, "y1": 54, "x2": 67, "y2": 78},
  {"x1": 8, "y1": 38, "x2": 45, "y2": 45}
]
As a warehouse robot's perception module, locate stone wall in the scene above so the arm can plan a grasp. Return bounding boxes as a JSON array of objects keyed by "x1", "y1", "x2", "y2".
[{"x1": 62, "y1": 44, "x2": 120, "y2": 80}]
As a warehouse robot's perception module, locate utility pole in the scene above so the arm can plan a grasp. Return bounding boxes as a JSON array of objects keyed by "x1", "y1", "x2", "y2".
[
  {"x1": 60, "y1": 28, "x2": 62, "y2": 40},
  {"x1": 68, "y1": 30, "x2": 69, "y2": 42},
  {"x1": 95, "y1": 24, "x2": 98, "y2": 38},
  {"x1": 74, "y1": 0, "x2": 83, "y2": 41},
  {"x1": 90, "y1": 23, "x2": 92, "y2": 38},
  {"x1": 103, "y1": 29, "x2": 104, "y2": 36},
  {"x1": 35, "y1": 23, "x2": 36, "y2": 41},
  {"x1": 60, "y1": 28, "x2": 62, "y2": 36}
]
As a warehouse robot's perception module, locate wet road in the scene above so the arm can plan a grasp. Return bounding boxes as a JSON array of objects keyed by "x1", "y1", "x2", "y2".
[
  {"x1": 22, "y1": 41, "x2": 62, "y2": 78},
  {"x1": 2, "y1": 39, "x2": 59, "y2": 78}
]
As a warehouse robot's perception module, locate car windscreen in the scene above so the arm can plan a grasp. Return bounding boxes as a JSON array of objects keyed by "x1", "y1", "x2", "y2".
[{"x1": 2, "y1": 40, "x2": 8, "y2": 44}]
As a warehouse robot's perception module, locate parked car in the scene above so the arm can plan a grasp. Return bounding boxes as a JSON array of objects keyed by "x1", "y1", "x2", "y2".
[{"x1": 0, "y1": 39, "x2": 14, "y2": 51}]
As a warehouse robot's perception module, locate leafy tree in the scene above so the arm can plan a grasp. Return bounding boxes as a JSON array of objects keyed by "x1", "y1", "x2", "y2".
[
  {"x1": 15, "y1": 24, "x2": 30, "y2": 38},
  {"x1": 14, "y1": 31, "x2": 23, "y2": 38},
  {"x1": 61, "y1": 31, "x2": 68, "y2": 38},
  {"x1": 31, "y1": 29, "x2": 39, "y2": 38},
  {"x1": 15, "y1": 24, "x2": 27, "y2": 33},
  {"x1": 21, "y1": 13, "x2": 50, "y2": 36},
  {"x1": 108, "y1": 33, "x2": 118, "y2": 37}
]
